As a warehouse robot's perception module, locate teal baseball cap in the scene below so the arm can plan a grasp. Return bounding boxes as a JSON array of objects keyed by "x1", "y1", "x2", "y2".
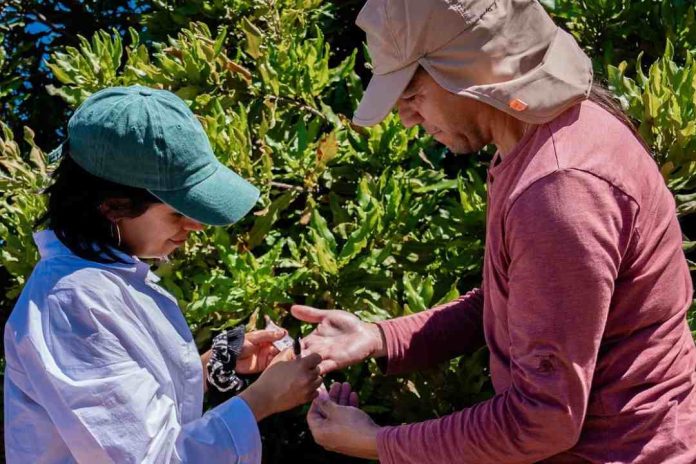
[{"x1": 49, "y1": 85, "x2": 260, "y2": 226}]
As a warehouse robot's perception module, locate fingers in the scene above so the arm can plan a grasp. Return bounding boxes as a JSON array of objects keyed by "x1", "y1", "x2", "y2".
[
  {"x1": 314, "y1": 393, "x2": 337, "y2": 418},
  {"x1": 328, "y1": 382, "x2": 358, "y2": 407},
  {"x1": 329, "y1": 382, "x2": 359, "y2": 408},
  {"x1": 273, "y1": 347, "x2": 296, "y2": 364},
  {"x1": 264, "y1": 315, "x2": 273, "y2": 327},
  {"x1": 246, "y1": 328, "x2": 287, "y2": 344},
  {"x1": 300, "y1": 352, "x2": 322, "y2": 369},
  {"x1": 265, "y1": 345, "x2": 280, "y2": 358},
  {"x1": 300, "y1": 341, "x2": 339, "y2": 375},
  {"x1": 339, "y1": 382, "x2": 352, "y2": 406},
  {"x1": 328, "y1": 382, "x2": 341, "y2": 403},
  {"x1": 307, "y1": 398, "x2": 326, "y2": 428},
  {"x1": 318, "y1": 359, "x2": 339, "y2": 376},
  {"x1": 291, "y1": 305, "x2": 327, "y2": 324},
  {"x1": 329, "y1": 382, "x2": 355, "y2": 406},
  {"x1": 299, "y1": 353, "x2": 323, "y2": 403},
  {"x1": 263, "y1": 348, "x2": 280, "y2": 368},
  {"x1": 311, "y1": 377, "x2": 325, "y2": 392}
]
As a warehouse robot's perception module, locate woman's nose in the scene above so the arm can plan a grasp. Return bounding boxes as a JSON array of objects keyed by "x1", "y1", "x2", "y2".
[{"x1": 183, "y1": 218, "x2": 205, "y2": 231}]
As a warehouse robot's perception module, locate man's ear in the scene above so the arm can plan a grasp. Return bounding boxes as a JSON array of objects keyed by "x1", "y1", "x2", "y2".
[{"x1": 98, "y1": 198, "x2": 133, "y2": 222}]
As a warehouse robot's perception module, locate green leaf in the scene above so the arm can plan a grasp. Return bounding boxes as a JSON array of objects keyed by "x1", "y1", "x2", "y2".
[
  {"x1": 313, "y1": 234, "x2": 339, "y2": 275},
  {"x1": 241, "y1": 18, "x2": 263, "y2": 59},
  {"x1": 338, "y1": 203, "x2": 381, "y2": 264},
  {"x1": 46, "y1": 62, "x2": 74, "y2": 84},
  {"x1": 213, "y1": 26, "x2": 228, "y2": 57},
  {"x1": 247, "y1": 190, "x2": 299, "y2": 249},
  {"x1": 175, "y1": 85, "x2": 199, "y2": 101},
  {"x1": 310, "y1": 208, "x2": 337, "y2": 253}
]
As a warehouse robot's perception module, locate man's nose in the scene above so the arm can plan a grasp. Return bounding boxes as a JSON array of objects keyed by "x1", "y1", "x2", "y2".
[{"x1": 396, "y1": 100, "x2": 423, "y2": 129}]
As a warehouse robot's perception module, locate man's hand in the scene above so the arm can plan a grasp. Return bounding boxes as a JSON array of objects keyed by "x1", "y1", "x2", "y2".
[
  {"x1": 291, "y1": 305, "x2": 387, "y2": 375},
  {"x1": 307, "y1": 382, "x2": 380, "y2": 459}
]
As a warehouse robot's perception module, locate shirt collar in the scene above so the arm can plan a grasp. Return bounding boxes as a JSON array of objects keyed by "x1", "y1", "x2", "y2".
[{"x1": 34, "y1": 230, "x2": 161, "y2": 282}]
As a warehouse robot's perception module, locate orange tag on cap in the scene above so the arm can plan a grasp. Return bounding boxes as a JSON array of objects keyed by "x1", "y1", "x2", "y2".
[{"x1": 509, "y1": 98, "x2": 528, "y2": 112}]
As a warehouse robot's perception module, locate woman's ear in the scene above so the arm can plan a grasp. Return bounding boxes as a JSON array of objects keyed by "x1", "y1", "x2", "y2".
[{"x1": 98, "y1": 198, "x2": 133, "y2": 222}]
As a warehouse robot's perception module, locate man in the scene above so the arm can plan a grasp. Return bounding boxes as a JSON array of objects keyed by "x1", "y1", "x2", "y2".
[{"x1": 295, "y1": 0, "x2": 696, "y2": 462}]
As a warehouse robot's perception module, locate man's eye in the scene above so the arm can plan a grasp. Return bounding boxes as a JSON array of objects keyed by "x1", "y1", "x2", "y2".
[{"x1": 397, "y1": 96, "x2": 416, "y2": 108}]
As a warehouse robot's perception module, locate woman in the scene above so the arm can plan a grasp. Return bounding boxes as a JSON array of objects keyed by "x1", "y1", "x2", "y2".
[{"x1": 3, "y1": 86, "x2": 323, "y2": 463}]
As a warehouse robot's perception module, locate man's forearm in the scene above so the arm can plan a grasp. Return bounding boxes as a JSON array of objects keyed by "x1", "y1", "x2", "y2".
[{"x1": 374, "y1": 288, "x2": 485, "y2": 375}]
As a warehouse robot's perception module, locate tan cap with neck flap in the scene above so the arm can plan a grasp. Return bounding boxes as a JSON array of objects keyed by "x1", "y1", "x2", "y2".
[{"x1": 352, "y1": 0, "x2": 593, "y2": 126}]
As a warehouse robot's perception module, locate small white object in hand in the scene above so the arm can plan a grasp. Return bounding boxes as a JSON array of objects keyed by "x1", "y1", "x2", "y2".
[
  {"x1": 264, "y1": 316, "x2": 327, "y2": 395},
  {"x1": 264, "y1": 318, "x2": 294, "y2": 351}
]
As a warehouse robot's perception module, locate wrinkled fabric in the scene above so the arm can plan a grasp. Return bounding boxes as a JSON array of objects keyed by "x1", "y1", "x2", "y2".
[
  {"x1": 376, "y1": 100, "x2": 696, "y2": 463},
  {"x1": 4, "y1": 230, "x2": 261, "y2": 463}
]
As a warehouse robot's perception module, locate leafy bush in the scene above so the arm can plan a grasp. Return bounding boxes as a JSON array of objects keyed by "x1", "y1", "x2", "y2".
[
  {"x1": 0, "y1": 123, "x2": 50, "y2": 301},
  {"x1": 546, "y1": 0, "x2": 696, "y2": 70}
]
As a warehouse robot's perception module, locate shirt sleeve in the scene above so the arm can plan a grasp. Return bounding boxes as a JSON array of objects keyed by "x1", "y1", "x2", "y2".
[
  {"x1": 376, "y1": 170, "x2": 638, "y2": 463},
  {"x1": 376, "y1": 287, "x2": 485, "y2": 375},
  {"x1": 12, "y1": 282, "x2": 261, "y2": 464}
]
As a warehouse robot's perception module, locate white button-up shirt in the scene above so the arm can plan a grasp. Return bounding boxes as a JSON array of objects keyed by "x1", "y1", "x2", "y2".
[{"x1": 4, "y1": 230, "x2": 262, "y2": 463}]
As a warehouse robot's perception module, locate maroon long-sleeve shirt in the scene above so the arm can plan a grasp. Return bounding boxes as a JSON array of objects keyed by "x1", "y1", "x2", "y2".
[{"x1": 375, "y1": 101, "x2": 696, "y2": 463}]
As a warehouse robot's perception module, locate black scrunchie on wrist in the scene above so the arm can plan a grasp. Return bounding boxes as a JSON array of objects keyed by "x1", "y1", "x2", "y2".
[{"x1": 206, "y1": 325, "x2": 247, "y2": 393}]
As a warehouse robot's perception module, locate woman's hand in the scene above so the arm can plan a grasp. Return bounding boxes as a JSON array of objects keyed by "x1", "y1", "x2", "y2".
[
  {"x1": 239, "y1": 349, "x2": 323, "y2": 421},
  {"x1": 307, "y1": 382, "x2": 380, "y2": 459},
  {"x1": 235, "y1": 328, "x2": 287, "y2": 374}
]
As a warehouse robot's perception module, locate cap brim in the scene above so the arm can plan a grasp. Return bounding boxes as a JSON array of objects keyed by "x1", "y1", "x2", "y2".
[
  {"x1": 352, "y1": 62, "x2": 419, "y2": 127},
  {"x1": 150, "y1": 162, "x2": 260, "y2": 226}
]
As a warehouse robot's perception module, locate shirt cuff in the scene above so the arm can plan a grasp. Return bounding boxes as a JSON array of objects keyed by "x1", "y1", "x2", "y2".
[
  {"x1": 376, "y1": 425, "x2": 399, "y2": 464},
  {"x1": 212, "y1": 396, "x2": 262, "y2": 463},
  {"x1": 375, "y1": 320, "x2": 402, "y2": 375}
]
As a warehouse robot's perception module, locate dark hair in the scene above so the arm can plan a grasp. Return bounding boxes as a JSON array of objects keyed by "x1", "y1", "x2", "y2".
[
  {"x1": 36, "y1": 147, "x2": 162, "y2": 263},
  {"x1": 587, "y1": 81, "x2": 651, "y2": 152}
]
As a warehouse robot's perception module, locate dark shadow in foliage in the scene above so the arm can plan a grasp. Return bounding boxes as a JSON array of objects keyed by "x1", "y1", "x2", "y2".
[{"x1": 0, "y1": 0, "x2": 146, "y2": 149}]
